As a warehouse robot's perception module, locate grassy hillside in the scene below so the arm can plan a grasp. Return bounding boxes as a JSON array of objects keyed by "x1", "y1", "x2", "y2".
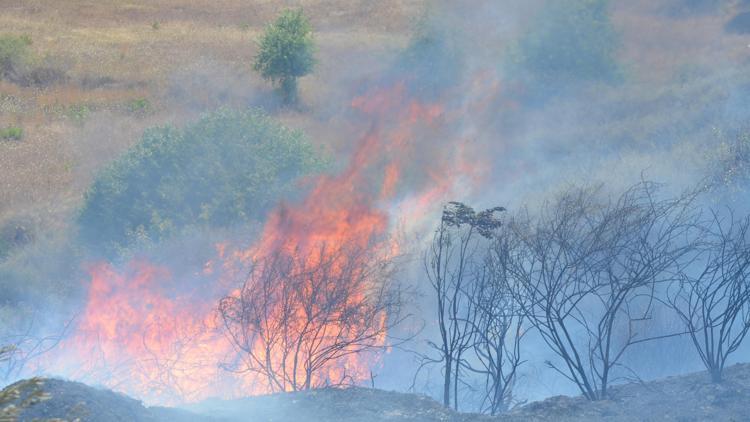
[
  {"x1": 0, "y1": 0, "x2": 422, "y2": 231},
  {"x1": 2, "y1": 0, "x2": 748, "y2": 230}
]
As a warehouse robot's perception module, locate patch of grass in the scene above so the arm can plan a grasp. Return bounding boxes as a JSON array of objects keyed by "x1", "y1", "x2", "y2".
[
  {"x1": 126, "y1": 97, "x2": 152, "y2": 116},
  {"x1": 0, "y1": 126, "x2": 23, "y2": 141},
  {"x1": 64, "y1": 104, "x2": 92, "y2": 125},
  {"x1": 151, "y1": 21, "x2": 161, "y2": 30}
]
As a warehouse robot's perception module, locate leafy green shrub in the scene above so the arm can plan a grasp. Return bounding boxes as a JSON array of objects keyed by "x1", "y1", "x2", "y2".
[
  {"x1": 254, "y1": 9, "x2": 315, "y2": 105},
  {"x1": 0, "y1": 34, "x2": 68, "y2": 87},
  {"x1": 0, "y1": 34, "x2": 32, "y2": 82},
  {"x1": 507, "y1": 0, "x2": 622, "y2": 100},
  {"x1": 397, "y1": 16, "x2": 463, "y2": 100},
  {"x1": 78, "y1": 108, "x2": 325, "y2": 255},
  {"x1": 0, "y1": 126, "x2": 23, "y2": 141}
]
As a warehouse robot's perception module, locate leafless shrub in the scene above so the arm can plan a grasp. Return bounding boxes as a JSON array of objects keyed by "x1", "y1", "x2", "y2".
[
  {"x1": 503, "y1": 182, "x2": 699, "y2": 400},
  {"x1": 667, "y1": 209, "x2": 750, "y2": 382},
  {"x1": 219, "y1": 243, "x2": 406, "y2": 392},
  {"x1": 415, "y1": 202, "x2": 520, "y2": 413},
  {"x1": 463, "y1": 229, "x2": 526, "y2": 415}
]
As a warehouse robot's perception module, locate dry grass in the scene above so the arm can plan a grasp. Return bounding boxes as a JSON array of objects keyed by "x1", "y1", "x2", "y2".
[
  {"x1": 0, "y1": 0, "x2": 422, "y2": 228},
  {"x1": 615, "y1": 0, "x2": 750, "y2": 84},
  {"x1": 0, "y1": 0, "x2": 748, "y2": 233}
]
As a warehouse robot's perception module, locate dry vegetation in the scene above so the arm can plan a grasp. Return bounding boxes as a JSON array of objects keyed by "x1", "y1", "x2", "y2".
[
  {"x1": 0, "y1": 0, "x2": 422, "y2": 231},
  {"x1": 1, "y1": 0, "x2": 748, "y2": 234}
]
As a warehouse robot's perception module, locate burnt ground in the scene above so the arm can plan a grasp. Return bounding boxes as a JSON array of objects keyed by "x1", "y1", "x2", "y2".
[
  {"x1": 5, "y1": 364, "x2": 750, "y2": 421},
  {"x1": 502, "y1": 363, "x2": 750, "y2": 422},
  {"x1": 183, "y1": 387, "x2": 474, "y2": 422}
]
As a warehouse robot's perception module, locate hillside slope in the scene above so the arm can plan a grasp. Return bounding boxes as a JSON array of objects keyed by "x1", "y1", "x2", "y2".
[
  {"x1": 503, "y1": 363, "x2": 750, "y2": 422},
  {"x1": 4, "y1": 363, "x2": 750, "y2": 421}
]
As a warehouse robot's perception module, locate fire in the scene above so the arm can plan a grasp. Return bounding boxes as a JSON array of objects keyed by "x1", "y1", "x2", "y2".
[
  {"x1": 31, "y1": 75, "x2": 499, "y2": 404},
  {"x1": 39, "y1": 261, "x2": 238, "y2": 404}
]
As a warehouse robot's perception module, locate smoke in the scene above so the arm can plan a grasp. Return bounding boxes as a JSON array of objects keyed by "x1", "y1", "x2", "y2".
[{"x1": 3, "y1": 0, "x2": 750, "y2": 413}]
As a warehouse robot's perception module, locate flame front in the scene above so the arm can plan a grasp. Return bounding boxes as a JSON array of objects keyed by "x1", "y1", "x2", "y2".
[{"x1": 33, "y1": 77, "x2": 498, "y2": 404}]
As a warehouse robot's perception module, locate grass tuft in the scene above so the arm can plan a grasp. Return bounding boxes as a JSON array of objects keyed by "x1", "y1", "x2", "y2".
[{"x1": 0, "y1": 126, "x2": 23, "y2": 141}]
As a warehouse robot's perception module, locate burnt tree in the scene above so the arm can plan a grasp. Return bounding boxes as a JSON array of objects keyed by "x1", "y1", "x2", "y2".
[
  {"x1": 503, "y1": 183, "x2": 697, "y2": 400},
  {"x1": 220, "y1": 243, "x2": 405, "y2": 392},
  {"x1": 667, "y1": 209, "x2": 750, "y2": 382},
  {"x1": 463, "y1": 227, "x2": 526, "y2": 415},
  {"x1": 419, "y1": 202, "x2": 504, "y2": 410}
]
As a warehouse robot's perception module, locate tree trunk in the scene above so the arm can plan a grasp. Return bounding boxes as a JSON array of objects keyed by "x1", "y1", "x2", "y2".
[
  {"x1": 280, "y1": 77, "x2": 298, "y2": 105},
  {"x1": 443, "y1": 355, "x2": 452, "y2": 408},
  {"x1": 710, "y1": 366, "x2": 723, "y2": 383}
]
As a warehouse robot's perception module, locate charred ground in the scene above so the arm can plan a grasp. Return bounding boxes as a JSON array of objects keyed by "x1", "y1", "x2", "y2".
[{"x1": 6, "y1": 363, "x2": 750, "y2": 421}]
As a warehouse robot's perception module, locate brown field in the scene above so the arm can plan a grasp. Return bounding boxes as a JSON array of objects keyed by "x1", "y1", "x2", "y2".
[
  {"x1": 0, "y1": 0, "x2": 748, "y2": 232},
  {"x1": 0, "y1": 0, "x2": 422, "y2": 228}
]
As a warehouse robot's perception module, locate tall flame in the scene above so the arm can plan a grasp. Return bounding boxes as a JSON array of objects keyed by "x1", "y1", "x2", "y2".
[{"x1": 31, "y1": 76, "x2": 499, "y2": 404}]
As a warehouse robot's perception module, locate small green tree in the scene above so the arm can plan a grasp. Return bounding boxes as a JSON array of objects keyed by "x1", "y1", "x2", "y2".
[{"x1": 253, "y1": 9, "x2": 315, "y2": 105}]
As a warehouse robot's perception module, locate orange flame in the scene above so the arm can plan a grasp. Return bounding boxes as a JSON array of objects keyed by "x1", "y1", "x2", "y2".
[{"x1": 33, "y1": 75, "x2": 500, "y2": 404}]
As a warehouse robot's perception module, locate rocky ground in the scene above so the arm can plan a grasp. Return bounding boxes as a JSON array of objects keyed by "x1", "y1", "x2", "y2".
[{"x1": 4, "y1": 363, "x2": 750, "y2": 421}]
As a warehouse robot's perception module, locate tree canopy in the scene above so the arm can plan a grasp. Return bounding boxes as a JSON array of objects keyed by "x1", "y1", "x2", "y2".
[
  {"x1": 253, "y1": 9, "x2": 315, "y2": 104},
  {"x1": 78, "y1": 108, "x2": 325, "y2": 255}
]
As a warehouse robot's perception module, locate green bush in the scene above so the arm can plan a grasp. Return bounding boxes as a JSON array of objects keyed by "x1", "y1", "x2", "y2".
[
  {"x1": 0, "y1": 126, "x2": 23, "y2": 141},
  {"x1": 397, "y1": 17, "x2": 463, "y2": 100},
  {"x1": 0, "y1": 34, "x2": 67, "y2": 87},
  {"x1": 254, "y1": 9, "x2": 315, "y2": 105},
  {"x1": 0, "y1": 34, "x2": 31, "y2": 82},
  {"x1": 507, "y1": 0, "x2": 622, "y2": 100},
  {"x1": 78, "y1": 108, "x2": 326, "y2": 255}
]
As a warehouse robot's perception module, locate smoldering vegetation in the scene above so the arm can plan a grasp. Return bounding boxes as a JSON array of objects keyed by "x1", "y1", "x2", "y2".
[{"x1": 2, "y1": 0, "x2": 750, "y2": 419}]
